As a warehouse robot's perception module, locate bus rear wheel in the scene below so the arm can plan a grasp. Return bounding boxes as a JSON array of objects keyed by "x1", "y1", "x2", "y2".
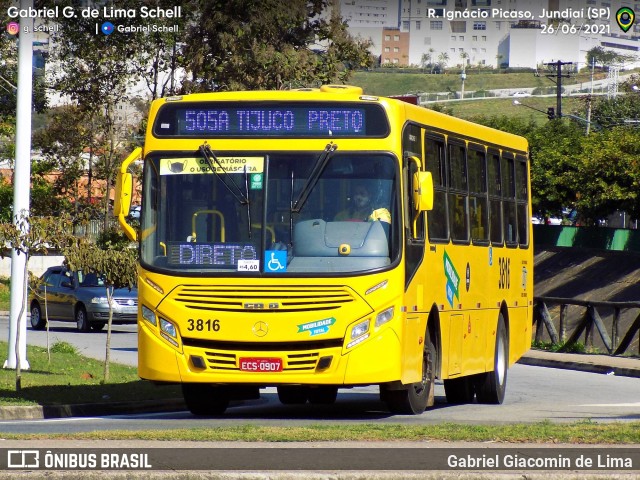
[
  {"x1": 182, "y1": 383, "x2": 229, "y2": 415},
  {"x1": 382, "y1": 328, "x2": 436, "y2": 415},
  {"x1": 475, "y1": 313, "x2": 509, "y2": 404}
]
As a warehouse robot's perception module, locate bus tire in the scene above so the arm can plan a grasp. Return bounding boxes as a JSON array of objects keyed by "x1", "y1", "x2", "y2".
[
  {"x1": 475, "y1": 313, "x2": 508, "y2": 404},
  {"x1": 182, "y1": 383, "x2": 229, "y2": 415},
  {"x1": 443, "y1": 376, "x2": 475, "y2": 404},
  {"x1": 383, "y1": 328, "x2": 436, "y2": 414},
  {"x1": 308, "y1": 386, "x2": 338, "y2": 404},
  {"x1": 277, "y1": 386, "x2": 309, "y2": 404}
]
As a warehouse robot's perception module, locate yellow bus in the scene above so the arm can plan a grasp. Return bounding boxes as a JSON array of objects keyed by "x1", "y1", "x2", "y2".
[{"x1": 114, "y1": 85, "x2": 533, "y2": 415}]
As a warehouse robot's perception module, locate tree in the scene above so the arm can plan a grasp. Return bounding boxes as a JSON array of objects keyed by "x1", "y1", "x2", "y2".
[
  {"x1": 32, "y1": 105, "x2": 90, "y2": 219},
  {"x1": 0, "y1": 214, "x2": 74, "y2": 391},
  {"x1": 573, "y1": 126, "x2": 640, "y2": 223},
  {"x1": 437, "y1": 52, "x2": 449, "y2": 73},
  {"x1": 181, "y1": 0, "x2": 372, "y2": 92},
  {"x1": 420, "y1": 49, "x2": 434, "y2": 73},
  {"x1": 48, "y1": 2, "x2": 144, "y2": 228},
  {"x1": 585, "y1": 46, "x2": 632, "y2": 70},
  {"x1": 64, "y1": 241, "x2": 137, "y2": 382},
  {"x1": 127, "y1": 0, "x2": 190, "y2": 99}
]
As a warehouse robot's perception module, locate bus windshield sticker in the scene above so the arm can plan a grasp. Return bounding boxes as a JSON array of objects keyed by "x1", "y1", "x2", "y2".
[
  {"x1": 264, "y1": 250, "x2": 287, "y2": 273},
  {"x1": 443, "y1": 250, "x2": 460, "y2": 308},
  {"x1": 237, "y1": 259, "x2": 260, "y2": 272},
  {"x1": 297, "y1": 317, "x2": 336, "y2": 337},
  {"x1": 160, "y1": 157, "x2": 264, "y2": 175},
  {"x1": 250, "y1": 173, "x2": 263, "y2": 190}
]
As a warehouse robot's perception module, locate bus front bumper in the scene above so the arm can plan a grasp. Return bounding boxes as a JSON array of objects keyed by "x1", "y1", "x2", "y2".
[{"x1": 138, "y1": 320, "x2": 402, "y2": 386}]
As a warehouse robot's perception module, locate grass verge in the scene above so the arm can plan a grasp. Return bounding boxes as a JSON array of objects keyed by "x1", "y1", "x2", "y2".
[
  {"x1": 0, "y1": 341, "x2": 180, "y2": 406},
  {"x1": 1, "y1": 420, "x2": 640, "y2": 443}
]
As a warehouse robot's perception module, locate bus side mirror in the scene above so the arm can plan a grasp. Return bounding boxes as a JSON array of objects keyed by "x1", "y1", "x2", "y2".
[
  {"x1": 114, "y1": 172, "x2": 133, "y2": 217},
  {"x1": 114, "y1": 147, "x2": 142, "y2": 242},
  {"x1": 412, "y1": 171, "x2": 434, "y2": 212}
]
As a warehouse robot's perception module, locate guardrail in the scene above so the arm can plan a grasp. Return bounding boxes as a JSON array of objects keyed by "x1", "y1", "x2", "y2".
[{"x1": 534, "y1": 296, "x2": 640, "y2": 356}]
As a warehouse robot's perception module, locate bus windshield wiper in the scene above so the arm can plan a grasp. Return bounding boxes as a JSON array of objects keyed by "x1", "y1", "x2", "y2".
[
  {"x1": 199, "y1": 143, "x2": 249, "y2": 205},
  {"x1": 291, "y1": 142, "x2": 337, "y2": 213}
]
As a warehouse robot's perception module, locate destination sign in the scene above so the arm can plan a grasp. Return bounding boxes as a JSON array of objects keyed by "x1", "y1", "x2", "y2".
[
  {"x1": 153, "y1": 102, "x2": 389, "y2": 138},
  {"x1": 167, "y1": 242, "x2": 258, "y2": 268}
]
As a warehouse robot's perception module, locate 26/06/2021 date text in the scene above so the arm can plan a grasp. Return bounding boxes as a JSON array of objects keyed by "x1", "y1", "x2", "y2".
[{"x1": 541, "y1": 23, "x2": 610, "y2": 35}]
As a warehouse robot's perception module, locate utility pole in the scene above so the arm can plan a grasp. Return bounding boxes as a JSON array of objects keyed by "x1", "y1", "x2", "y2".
[
  {"x1": 5, "y1": 0, "x2": 33, "y2": 371},
  {"x1": 544, "y1": 60, "x2": 572, "y2": 118}
]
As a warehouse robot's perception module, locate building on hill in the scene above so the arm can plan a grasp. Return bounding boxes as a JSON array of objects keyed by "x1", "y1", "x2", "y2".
[{"x1": 340, "y1": 0, "x2": 640, "y2": 70}]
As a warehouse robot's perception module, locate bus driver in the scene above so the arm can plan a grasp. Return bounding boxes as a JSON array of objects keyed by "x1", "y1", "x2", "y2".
[{"x1": 334, "y1": 182, "x2": 391, "y2": 224}]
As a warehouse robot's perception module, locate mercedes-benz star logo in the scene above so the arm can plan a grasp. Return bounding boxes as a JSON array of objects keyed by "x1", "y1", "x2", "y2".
[{"x1": 252, "y1": 321, "x2": 268, "y2": 337}]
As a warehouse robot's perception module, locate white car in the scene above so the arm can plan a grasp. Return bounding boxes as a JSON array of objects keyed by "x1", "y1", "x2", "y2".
[{"x1": 512, "y1": 91, "x2": 531, "y2": 97}]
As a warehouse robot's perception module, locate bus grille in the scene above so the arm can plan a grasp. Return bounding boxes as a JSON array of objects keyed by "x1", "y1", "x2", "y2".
[
  {"x1": 204, "y1": 351, "x2": 321, "y2": 371},
  {"x1": 172, "y1": 285, "x2": 355, "y2": 313}
]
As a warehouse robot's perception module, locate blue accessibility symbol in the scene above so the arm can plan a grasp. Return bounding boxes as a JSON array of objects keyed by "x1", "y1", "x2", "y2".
[{"x1": 265, "y1": 250, "x2": 287, "y2": 273}]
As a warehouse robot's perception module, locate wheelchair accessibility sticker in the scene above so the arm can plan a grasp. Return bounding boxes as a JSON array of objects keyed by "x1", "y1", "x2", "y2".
[
  {"x1": 264, "y1": 250, "x2": 287, "y2": 273},
  {"x1": 297, "y1": 317, "x2": 336, "y2": 337}
]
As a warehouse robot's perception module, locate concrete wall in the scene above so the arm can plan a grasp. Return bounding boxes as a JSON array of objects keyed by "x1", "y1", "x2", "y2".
[{"x1": 0, "y1": 255, "x2": 64, "y2": 278}]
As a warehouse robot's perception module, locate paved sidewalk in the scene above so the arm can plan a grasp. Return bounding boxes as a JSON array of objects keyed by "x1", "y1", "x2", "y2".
[
  {"x1": 1, "y1": 350, "x2": 638, "y2": 420},
  {"x1": 519, "y1": 349, "x2": 640, "y2": 378}
]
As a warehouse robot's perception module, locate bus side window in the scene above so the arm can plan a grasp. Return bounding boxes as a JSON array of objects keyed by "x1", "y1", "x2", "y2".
[
  {"x1": 448, "y1": 141, "x2": 468, "y2": 243},
  {"x1": 502, "y1": 153, "x2": 518, "y2": 246},
  {"x1": 469, "y1": 146, "x2": 488, "y2": 243},
  {"x1": 488, "y1": 150, "x2": 503, "y2": 246},
  {"x1": 516, "y1": 155, "x2": 529, "y2": 247},
  {"x1": 425, "y1": 135, "x2": 448, "y2": 241}
]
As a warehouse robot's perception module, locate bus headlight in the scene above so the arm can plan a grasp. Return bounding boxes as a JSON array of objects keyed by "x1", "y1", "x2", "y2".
[
  {"x1": 141, "y1": 305, "x2": 157, "y2": 326},
  {"x1": 350, "y1": 318, "x2": 370, "y2": 340},
  {"x1": 160, "y1": 318, "x2": 177, "y2": 338},
  {"x1": 375, "y1": 307, "x2": 394, "y2": 327},
  {"x1": 160, "y1": 317, "x2": 179, "y2": 347}
]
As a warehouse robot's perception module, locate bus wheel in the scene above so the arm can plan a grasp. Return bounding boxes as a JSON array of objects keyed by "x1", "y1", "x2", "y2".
[
  {"x1": 308, "y1": 386, "x2": 338, "y2": 404},
  {"x1": 443, "y1": 376, "x2": 475, "y2": 404},
  {"x1": 182, "y1": 383, "x2": 229, "y2": 415},
  {"x1": 383, "y1": 328, "x2": 436, "y2": 414},
  {"x1": 277, "y1": 386, "x2": 309, "y2": 404},
  {"x1": 475, "y1": 313, "x2": 509, "y2": 404}
]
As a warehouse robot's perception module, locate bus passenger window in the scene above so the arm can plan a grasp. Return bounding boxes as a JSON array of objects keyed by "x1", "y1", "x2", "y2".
[
  {"x1": 502, "y1": 155, "x2": 517, "y2": 246},
  {"x1": 448, "y1": 142, "x2": 468, "y2": 242},
  {"x1": 516, "y1": 156, "x2": 529, "y2": 247},
  {"x1": 425, "y1": 136, "x2": 448, "y2": 241},
  {"x1": 488, "y1": 151, "x2": 502, "y2": 245},
  {"x1": 469, "y1": 147, "x2": 488, "y2": 243}
]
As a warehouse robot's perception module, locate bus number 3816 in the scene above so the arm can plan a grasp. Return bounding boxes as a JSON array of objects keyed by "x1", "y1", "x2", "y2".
[
  {"x1": 187, "y1": 319, "x2": 221, "y2": 332},
  {"x1": 498, "y1": 257, "x2": 510, "y2": 290}
]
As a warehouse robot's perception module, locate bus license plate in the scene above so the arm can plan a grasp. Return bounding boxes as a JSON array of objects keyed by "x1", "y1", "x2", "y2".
[{"x1": 239, "y1": 358, "x2": 283, "y2": 372}]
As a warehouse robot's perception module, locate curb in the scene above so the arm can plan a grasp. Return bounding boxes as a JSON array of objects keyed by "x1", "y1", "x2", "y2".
[
  {"x1": 0, "y1": 398, "x2": 186, "y2": 420},
  {"x1": 517, "y1": 354, "x2": 640, "y2": 378}
]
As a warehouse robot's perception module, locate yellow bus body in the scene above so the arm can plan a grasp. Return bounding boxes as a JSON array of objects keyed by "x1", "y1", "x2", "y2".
[{"x1": 117, "y1": 86, "x2": 533, "y2": 413}]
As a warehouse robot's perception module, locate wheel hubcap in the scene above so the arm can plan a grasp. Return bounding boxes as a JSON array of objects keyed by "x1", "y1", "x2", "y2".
[{"x1": 496, "y1": 335, "x2": 506, "y2": 385}]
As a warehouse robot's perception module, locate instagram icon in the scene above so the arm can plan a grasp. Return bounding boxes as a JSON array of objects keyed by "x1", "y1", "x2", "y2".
[{"x1": 6, "y1": 22, "x2": 19, "y2": 35}]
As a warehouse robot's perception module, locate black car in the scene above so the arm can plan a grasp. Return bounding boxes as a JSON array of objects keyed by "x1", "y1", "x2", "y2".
[{"x1": 29, "y1": 266, "x2": 138, "y2": 332}]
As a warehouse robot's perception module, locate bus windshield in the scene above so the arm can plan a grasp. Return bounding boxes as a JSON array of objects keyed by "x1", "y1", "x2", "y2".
[{"x1": 140, "y1": 150, "x2": 400, "y2": 275}]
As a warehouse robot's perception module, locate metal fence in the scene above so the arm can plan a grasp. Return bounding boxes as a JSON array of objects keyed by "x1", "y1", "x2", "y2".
[
  {"x1": 534, "y1": 296, "x2": 640, "y2": 356},
  {"x1": 72, "y1": 218, "x2": 119, "y2": 241}
]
